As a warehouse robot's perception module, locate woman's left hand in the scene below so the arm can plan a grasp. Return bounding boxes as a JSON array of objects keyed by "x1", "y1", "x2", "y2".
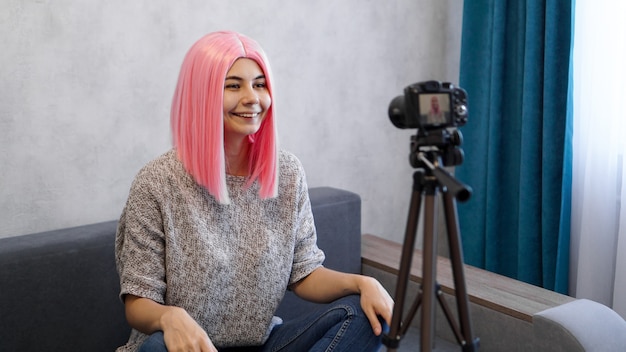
[{"x1": 356, "y1": 276, "x2": 394, "y2": 336}]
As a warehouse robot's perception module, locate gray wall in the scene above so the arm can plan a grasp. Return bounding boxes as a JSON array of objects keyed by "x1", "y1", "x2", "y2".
[{"x1": 1, "y1": 0, "x2": 463, "y2": 243}]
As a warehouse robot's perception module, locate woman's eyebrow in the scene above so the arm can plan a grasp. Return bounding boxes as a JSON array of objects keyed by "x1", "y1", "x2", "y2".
[{"x1": 225, "y1": 75, "x2": 266, "y2": 81}]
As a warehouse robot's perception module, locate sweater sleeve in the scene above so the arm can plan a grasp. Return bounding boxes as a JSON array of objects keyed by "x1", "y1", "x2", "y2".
[{"x1": 115, "y1": 166, "x2": 168, "y2": 304}]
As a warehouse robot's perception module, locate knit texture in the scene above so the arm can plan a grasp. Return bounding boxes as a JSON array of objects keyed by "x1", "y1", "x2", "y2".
[{"x1": 115, "y1": 149, "x2": 325, "y2": 351}]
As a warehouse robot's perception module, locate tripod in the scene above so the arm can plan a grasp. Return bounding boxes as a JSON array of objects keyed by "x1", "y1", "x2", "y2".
[{"x1": 383, "y1": 152, "x2": 480, "y2": 351}]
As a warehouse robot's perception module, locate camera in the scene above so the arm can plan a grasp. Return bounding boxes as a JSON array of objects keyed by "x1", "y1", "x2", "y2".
[
  {"x1": 388, "y1": 81, "x2": 468, "y2": 168},
  {"x1": 388, "y1": 80, "x2": 468, "y2": 130}
]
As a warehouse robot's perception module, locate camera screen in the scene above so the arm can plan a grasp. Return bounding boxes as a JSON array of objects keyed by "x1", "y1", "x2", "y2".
[{"x1": 418, "y1": 93, "x2": 451, "y2": 127}]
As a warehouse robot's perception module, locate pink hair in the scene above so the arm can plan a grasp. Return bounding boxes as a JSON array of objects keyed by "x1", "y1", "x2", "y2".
[{"x1": 171, "y1": 31, "x2": 278, "y2": 204}]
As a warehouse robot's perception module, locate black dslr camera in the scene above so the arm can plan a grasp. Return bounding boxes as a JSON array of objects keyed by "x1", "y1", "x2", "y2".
[
  {"x1": 388, "y1": 80, "x2": 468, "y2": 168},
  {"x1": 388, "y1": 80, "x2": 468, "y2": 130}
]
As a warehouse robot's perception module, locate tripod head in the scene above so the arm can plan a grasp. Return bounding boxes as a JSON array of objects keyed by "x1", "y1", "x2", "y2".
[
  {"x1": 403, "y1": 126, "x2": 470, "y2": 202},
  {"x1": 410, "y1": 127, "x2": 464, "y2": 168},
  {"x1": 414, "y1": 150, "x2": 472, "y2": 202}
]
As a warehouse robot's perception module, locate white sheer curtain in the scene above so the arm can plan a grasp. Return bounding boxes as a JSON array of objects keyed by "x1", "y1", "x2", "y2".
[{"x1": 570, "y1": 0, "x2": 626, "y2": 318}]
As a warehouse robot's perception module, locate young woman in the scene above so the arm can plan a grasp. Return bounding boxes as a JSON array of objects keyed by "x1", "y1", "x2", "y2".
[{"x1": 115, "y1": 31, "x2": 393, "y2": 352}]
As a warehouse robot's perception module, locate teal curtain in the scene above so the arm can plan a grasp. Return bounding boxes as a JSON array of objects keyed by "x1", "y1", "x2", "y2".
[{"x1": 455, "y1": 0, "x2": 572, "y2": 293}]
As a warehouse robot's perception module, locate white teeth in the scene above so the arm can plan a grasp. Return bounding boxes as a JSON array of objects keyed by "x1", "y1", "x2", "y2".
[{"x1": 235, "y1": 113, "x2": 258, "y2": 118}]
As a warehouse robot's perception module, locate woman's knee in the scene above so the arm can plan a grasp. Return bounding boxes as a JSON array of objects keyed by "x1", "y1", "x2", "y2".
[
  {"x1": 338, "y1": 294, "x2": 389, "y2": 335},
  {"x1": 335, "y1": 295, "x2": 361, "y2": 311},
  {"x1": 335, "y1": 294, "x2": 367, "y2": 320},
  {"x1": 327, "y1": 295, "x2": 384, "y2": 350}
]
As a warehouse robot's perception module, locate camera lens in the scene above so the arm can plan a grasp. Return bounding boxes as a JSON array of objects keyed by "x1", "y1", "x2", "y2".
[{"x1": 389, "y1": 95, "x2": 413, "y2": 129}]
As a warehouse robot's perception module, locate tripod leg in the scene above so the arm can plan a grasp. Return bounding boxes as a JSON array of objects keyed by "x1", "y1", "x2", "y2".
[
  {"x1": 400, "y1": 289, "x2": 422, "y2": 337},
  {"x1": 443, "y1": 192, "x2": 480, "y2": 351},
  {"x1": 421, "y1": 190, "x2": 439, "y2": 352},
  {"x1": 384, "y1": 171, "x2": 425, "y2": 351},
  {"x1": 435, "y1": 283, "x2": 465, "y2": 345}
]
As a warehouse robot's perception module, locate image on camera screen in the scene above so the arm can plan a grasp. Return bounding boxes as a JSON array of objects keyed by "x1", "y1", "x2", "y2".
[{"x1": 418, "y1": 93, "x2": 451, "y2": 127}]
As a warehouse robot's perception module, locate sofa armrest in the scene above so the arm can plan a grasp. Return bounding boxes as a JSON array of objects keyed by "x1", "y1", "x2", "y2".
[
  {"x1": 533, "y1": 298, "x2": 626, "y2": 351},
  {"x1": 308, "y1": 186, "x2": 362, "y2": 274}
]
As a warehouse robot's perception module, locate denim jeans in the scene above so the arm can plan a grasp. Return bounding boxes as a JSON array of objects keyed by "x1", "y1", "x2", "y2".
[{"x1": 138, "y1": 295, "x2": 385, "y2": 352}]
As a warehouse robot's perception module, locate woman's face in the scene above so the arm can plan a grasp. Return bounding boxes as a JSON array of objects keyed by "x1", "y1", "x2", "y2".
[{"x1": 223, "y1": 58, "x2": 271, "y2": 140}]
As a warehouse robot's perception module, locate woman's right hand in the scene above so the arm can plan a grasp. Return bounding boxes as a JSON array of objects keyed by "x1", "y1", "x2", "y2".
[
  {"x1": 160, "y1": 306, "x2": 217, "y2": 352},
  {"x1": 124, "y1": 295, "x2": 217, "y2": 352}
]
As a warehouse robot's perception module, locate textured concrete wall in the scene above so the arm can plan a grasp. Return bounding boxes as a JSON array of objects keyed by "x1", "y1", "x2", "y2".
[{"x1": 0, "y1": 0, "x2": 463, "y2": 241}]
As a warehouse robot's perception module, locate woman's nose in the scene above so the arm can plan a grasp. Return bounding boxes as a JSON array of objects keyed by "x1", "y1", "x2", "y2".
[{"x1": 242, "y1": 88, "x2": 260, "y2": 105}]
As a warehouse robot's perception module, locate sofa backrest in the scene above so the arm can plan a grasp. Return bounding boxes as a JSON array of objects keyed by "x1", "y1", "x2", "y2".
[{"x1": 0, "y1": 220, "x2": 129, "y2": 351}]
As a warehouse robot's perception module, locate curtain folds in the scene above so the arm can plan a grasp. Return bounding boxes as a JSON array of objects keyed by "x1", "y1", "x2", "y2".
[{"x1": 456, "y1": 0, "x2": 572, "y2": 292}]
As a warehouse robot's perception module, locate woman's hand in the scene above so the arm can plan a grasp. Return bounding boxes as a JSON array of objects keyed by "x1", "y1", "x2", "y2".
[
  {"x1": 125, "y1": 295, "x2": 217, "y2": 352},
  {"x1": 356, "y1": 275, "x2": 394, "y2": 336},
  {"x1": 160, "y1": 306, "x2": 217, "y2": 352}
]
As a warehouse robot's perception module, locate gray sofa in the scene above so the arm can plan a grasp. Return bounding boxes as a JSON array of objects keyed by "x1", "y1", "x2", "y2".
[{"x1": 0, "y1": 186, "x2": 362, "y2": 352}]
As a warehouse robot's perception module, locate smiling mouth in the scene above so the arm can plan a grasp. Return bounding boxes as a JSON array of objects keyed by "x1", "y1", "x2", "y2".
[{"x1": 232, "y1": 112, "x2": 260, "y2": 118}]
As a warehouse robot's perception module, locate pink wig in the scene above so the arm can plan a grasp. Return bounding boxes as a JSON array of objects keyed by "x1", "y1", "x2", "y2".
[{"x1": 171, "y1": 31, "x2": 278, "y2": 204}]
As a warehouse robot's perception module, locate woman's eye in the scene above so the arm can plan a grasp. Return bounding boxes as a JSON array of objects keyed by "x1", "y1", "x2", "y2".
[
  {"x1": 225, "y1": 83, "x2": 240, "y2": 89},
  {"x1": 255, "y1": 82, "x2": 267, "y2": 89}
]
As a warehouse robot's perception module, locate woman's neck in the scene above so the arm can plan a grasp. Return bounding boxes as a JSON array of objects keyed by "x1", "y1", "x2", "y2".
[{"x1": 224, "y1": 136, "x2": 251, "y2": 176}]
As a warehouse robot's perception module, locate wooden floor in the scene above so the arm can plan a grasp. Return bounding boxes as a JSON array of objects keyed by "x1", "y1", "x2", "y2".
[{"x1": 361, "y1": 234, "x2": 574, "y2": 323}]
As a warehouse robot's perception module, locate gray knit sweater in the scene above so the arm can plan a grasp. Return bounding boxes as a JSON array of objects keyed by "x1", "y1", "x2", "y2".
[{"x1": 115, "y1": 149, "x2": 325, "y2": 351}]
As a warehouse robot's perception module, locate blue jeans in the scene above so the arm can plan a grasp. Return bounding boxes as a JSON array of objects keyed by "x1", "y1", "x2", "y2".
[{"x1": 139, "y1": 295, "x2": 385, "y2": 352}]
